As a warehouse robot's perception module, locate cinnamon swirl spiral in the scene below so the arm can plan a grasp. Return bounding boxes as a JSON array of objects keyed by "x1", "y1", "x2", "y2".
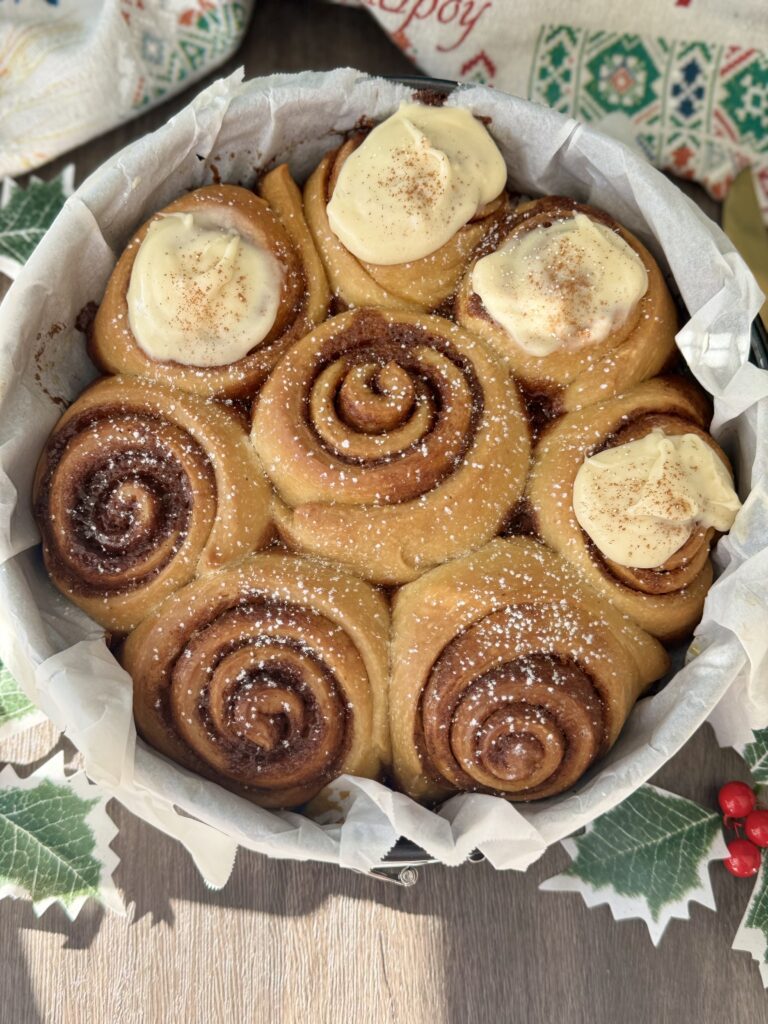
[
  {"x1": 91, "y1": 167, "x2": 329, "y2": 399},
  {"x1": 526, "y1": 377, "x2": 734, "y2": 642},
  {"x1": 455, "y1": 197, "x2": 677, "y2": 416},
  {"x1": 122, "y1": 552, "x2": 390, "y2": 808},
  {"x1": 252, "y1": 308, "x2": 531, "y2": 584},
  {"x1": 390, "y1": 537, "x2": 668, "y2": 803},
  {"x1": 304, "y1": 133, "x2": 512, "y2": 312},
  {"x1": 33, "y1": 375, "x2": 272, "y2": 634}
]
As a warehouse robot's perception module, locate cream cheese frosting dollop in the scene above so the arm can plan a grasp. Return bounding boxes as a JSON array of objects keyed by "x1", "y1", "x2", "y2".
[
  {"x1": 573, "y1": 429, "x2": 741, "y2": 569},
  {"x1": 471, "y1": 213, "x2": 649, "y2": 357},
  {"x1": 326, "y1": 102, "x2": 507, "y2": 265},
  {"x1": 127, "y1": 212, "x2": 283, "y2": 367}
]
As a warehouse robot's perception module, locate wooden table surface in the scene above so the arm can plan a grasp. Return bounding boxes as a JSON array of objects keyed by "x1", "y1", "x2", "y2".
[{"x1": 1, "y1": 2, "x2": 766, "y2": 1021}]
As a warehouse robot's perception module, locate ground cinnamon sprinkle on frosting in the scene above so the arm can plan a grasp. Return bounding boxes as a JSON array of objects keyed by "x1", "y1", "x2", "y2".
[
  {"x1": 126, "y1": 212, "x2": 283, "y2": 367},
  {"x1": 573, "y1": 428, "x2": 741, "y2": 569},
  {"x1": 376, "y1": 143, "x2": 445, "y2": 213},
  {"x1": 471, "y1": 213, "x2": 649, "y2": 356},
  {"x1": 326, "y1": 101, "x2": 506, "y2": 265}
]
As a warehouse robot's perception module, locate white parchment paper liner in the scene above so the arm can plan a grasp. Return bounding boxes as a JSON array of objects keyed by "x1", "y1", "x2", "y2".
[{"x1": 0, "y1": 69, "x2": 765, "y2": 884}]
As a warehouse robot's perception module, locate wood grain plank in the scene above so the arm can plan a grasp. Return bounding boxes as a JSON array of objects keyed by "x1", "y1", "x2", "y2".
[
  {"x1": 1, "y1": 2, "x2": 765, "y2": 1022},
  {"x1": 2, "y1": 727, "x2": 764, "y2": 1024}
]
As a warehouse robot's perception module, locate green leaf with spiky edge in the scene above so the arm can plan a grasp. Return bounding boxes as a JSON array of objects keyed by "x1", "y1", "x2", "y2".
[
  {"x1": 540, "y1": 784, "x2": 726, "y2": 944},
  {"x1": 0, "y1": 166, "x2": 73, "y2": 276},
  {"x1": 733, "y1": 862, "x2": 768, "y2": 987},
  {"x1": 0, "y1": 755, "x2": 123, "y2": 919},
  {"x1": 743, "y1": 729, "x2": 768, "y2": 786},
  {"x1": 0, "y1": 662, "x2": 44, "y2": 738}
]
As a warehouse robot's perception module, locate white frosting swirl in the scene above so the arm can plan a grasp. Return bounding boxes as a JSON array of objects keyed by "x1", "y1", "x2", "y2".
[
  {"x1": 573, "y1": 429, "x2": 741, "y2": 569},
  {"x1": 326, "y1": 102, "x2": 507, "y2": 265},
  {"x1": 127, "y1": 212, "x2": 283, "y2": 367},
  {"x1": 471, "y1": 213, "x2": 649, "y2": 356}
]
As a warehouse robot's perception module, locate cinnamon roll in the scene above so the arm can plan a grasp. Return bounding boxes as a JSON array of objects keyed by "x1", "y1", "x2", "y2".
[
  {"x1": 304, "y1": 103, "x2": 513, "y2": 312},
  {"x1": 90, "y1": 167, "x2": 329, "y2": 399},
  {"x1": 122, "y1": 552, "x2": 390, "y2": 808},
  {"x1": 525, "y1": 377, "x2": 740, "y2": 642},
  {"x1": 251, "y1": 308, "x2": 531, "y2": 584},
  {"x1": 456, "y1": 197, "x2": 678, "y2": 416},
  {"x1": 33, "y1": 375, "x2": 272, "y2": 634},
  {"x1": 390, "y1": 536, "x2": 669, "y2": 803}
]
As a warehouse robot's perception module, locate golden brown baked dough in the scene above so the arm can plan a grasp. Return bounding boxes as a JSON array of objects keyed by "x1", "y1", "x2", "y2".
[
  {"x1": 455, "y1": 197, "x2": 678, "y2": 415},
  {"x1": 525, "y1": 376, "x2": 730, "y2": 642},
  {"x1": 304, "y1": 133, "x2": 513, "y2": 312},
  {"x1": 251, "y1": 307, "x2": 531, "y2": 584},
  {"x1": 90, "y1": 168, "x2": 329, "y2": 399},
  {"x1": 31, "y1": 107, "x2": 743, "y2": 814},
  {"x1": 32, "y1": 375, "x2": 272, "y2": 634},
  {"x1": 122, "y1": 551, "x2": 390, "y2": 808},
  {"x1": 390, "y1": 537, "x2": 668, "y2": 803}
]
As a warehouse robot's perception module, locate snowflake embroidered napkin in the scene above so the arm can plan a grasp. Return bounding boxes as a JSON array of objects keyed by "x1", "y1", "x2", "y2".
[
  {"x1": 335, "y1": 0, "x2": 768, "y2": 220},
  {"x1": 0, "y1": 0, "x2": 253, "y2": 178}
]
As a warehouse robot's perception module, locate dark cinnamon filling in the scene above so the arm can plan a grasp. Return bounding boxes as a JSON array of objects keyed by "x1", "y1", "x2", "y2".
[
  {"x1": 303, "y1": 309, "x2": 483, "y2": 484},
  {"x1": 35, "y1": 406, "x2": 210, "y2": 595},
  {"x1": 500, "y1": 496, "x2": 539, "y2": 538},
  {"x1": 417, "y1": 621, "x2": 606, "y2": 802},
  {"x1": 518, "y1": 379, "x2": 565, "y2": 438},
  {"x1": 198, "y1": 653, "x2": 340, "y2": 776},
  {"x1": 164, "y1": 598, "x2": 351, "y2": 792},
  {"x1": 72, "y1": 456, "x2": 191, "y2": 566}
]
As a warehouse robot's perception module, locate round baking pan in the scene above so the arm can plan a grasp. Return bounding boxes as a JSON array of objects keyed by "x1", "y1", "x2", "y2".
[{"x1": 373, "y1": 74, "x2": 768, "y2": 885}]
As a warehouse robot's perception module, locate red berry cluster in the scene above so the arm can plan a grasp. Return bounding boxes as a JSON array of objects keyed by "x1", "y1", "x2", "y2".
[{"x1": 719, "y1": 781, "x2": 768, "y2": 878}]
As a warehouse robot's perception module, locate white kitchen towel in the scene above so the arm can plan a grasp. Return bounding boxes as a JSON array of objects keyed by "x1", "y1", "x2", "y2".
[{"x1": 0, "y1": 0, "x2": 253, "y2": 177}]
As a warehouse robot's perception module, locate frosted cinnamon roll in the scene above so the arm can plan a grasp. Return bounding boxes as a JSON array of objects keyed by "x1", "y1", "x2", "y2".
[
  {"x1": 456, "y1": 197, "x2": 678, "y2": 415},
  {"x1": 526, "y1": 377, "x2": 740, "y2": 642},
  {"x1": 390, "y1": 537, "x2": 668, "y2": 803},
  {"x1": 304, "y1": 102, "x2": 513, "y2": 312},
  {"x1": 251, "y1": 308, "x2": 531, "y2": 584},
  {"x1": 91, "y1": 168, "x2": 329, "y2": 399},
  {"x1": 123, "y1": 552, "x2": 390, "y2": 808},
  {"x1": 33, "y1": 375, "x2": 272, "y2": 634}
]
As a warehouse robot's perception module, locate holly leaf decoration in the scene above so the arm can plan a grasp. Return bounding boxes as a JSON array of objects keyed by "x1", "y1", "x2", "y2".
[
  {"x1": 743, "y1": 729, "x2": 768, "y2": 786},
  {"x1": 0, "y1": 661, "x2": 45, "y2": 740},
  {"x1": 540, "y1": 784, "x2": 726, "y2": 944},
  {"x1": 0, "y1": 753, "x2": 123, "y2": 919},
  {"x1": 0, "y1": 165, "x2": 74, "y2": 279},
  {"x1": 733, "y1": 862, "x2": 768, "y2": 986}
]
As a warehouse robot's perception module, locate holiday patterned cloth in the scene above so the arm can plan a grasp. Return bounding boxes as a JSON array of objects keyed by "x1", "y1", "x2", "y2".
[
  {"x1": 0, "y1": 0, "x2": 253, "y2": 177},
  {"x1": 334, "y1": 0, "x2": 768, "y2": 221}
]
